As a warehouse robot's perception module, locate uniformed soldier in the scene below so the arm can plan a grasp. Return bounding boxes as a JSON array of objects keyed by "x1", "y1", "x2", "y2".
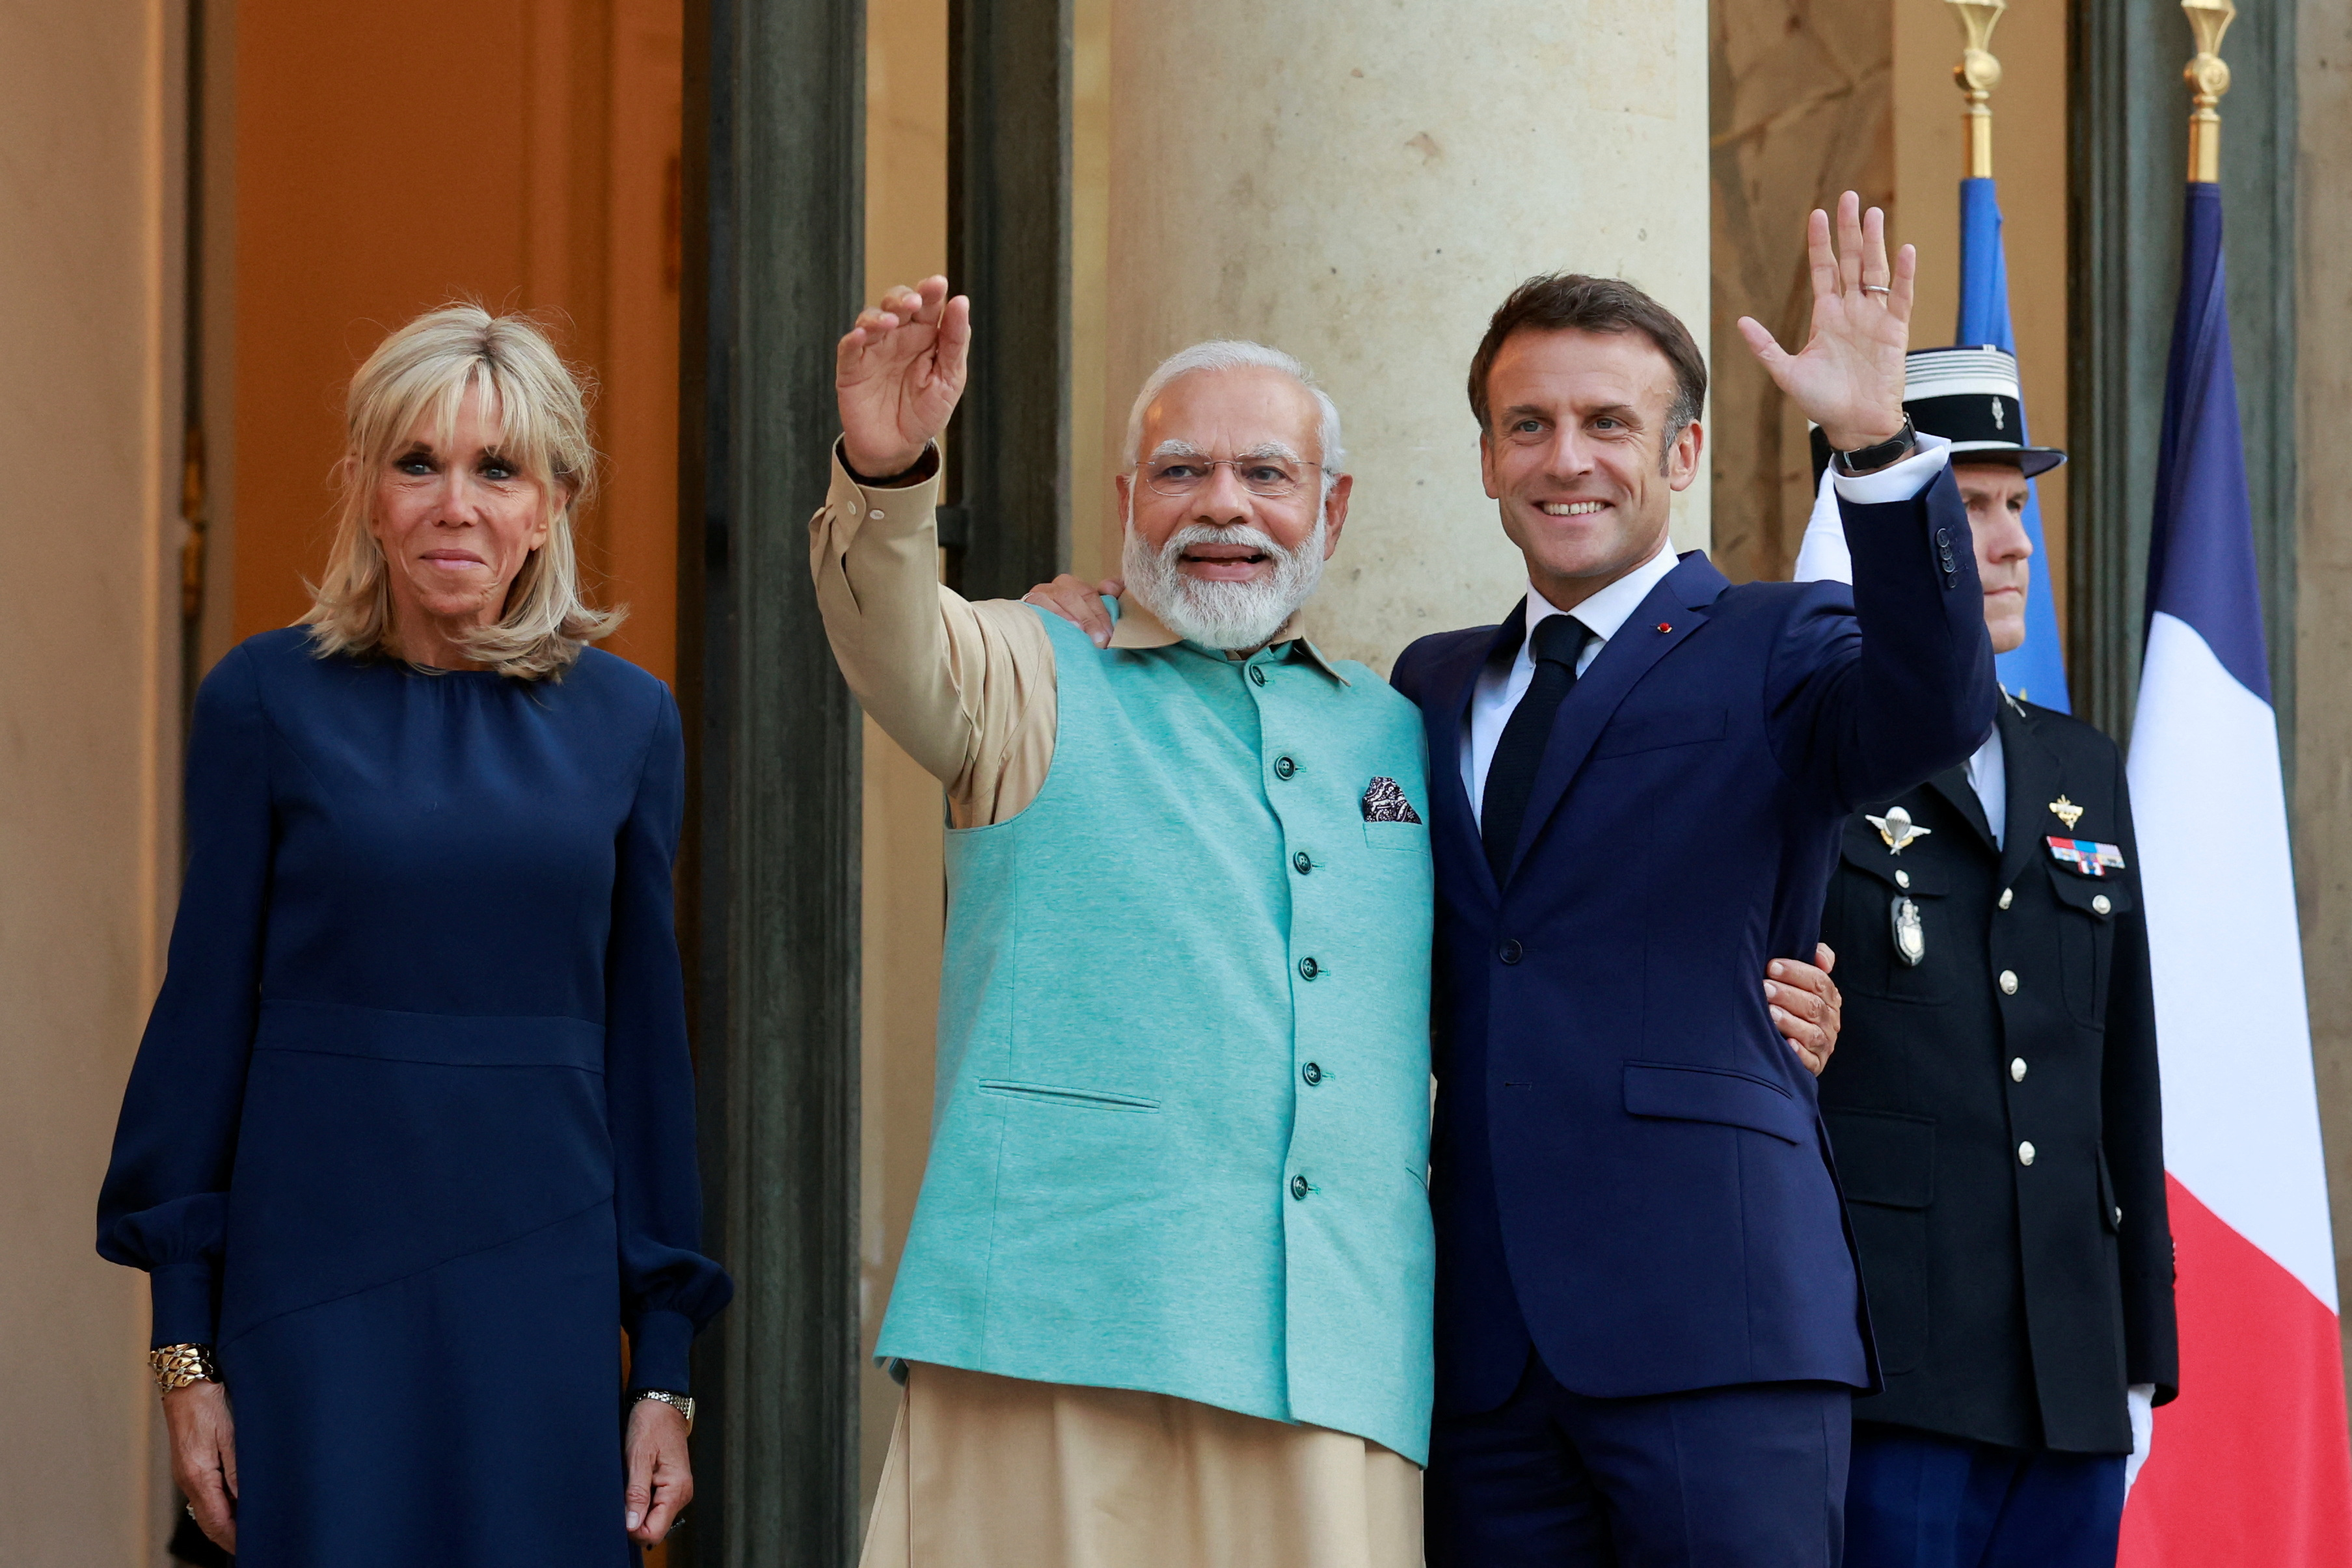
[{"x1": 1801, "y1": 347, "x2": 2180, "y2": 1568}]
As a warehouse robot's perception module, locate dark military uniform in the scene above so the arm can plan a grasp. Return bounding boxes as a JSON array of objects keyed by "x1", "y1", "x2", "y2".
[{"x1": 1820, "y1": 692, "x2": 2180, "y2": 1462}]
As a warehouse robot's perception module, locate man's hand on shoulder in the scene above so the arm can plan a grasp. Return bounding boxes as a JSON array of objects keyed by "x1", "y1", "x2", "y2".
[
  {"x1": 1734, "y1": 193, "x2": 1912, "y2": 454},
  {"x1": 1767, "y1": 944, "x2": 1842, "y2": 1076},
  {"x1": 1023, "y1": 573, "x2": 1124, "y2": 649},
  {"x1": 837, "y1": 276, "x2": 971, "y2": 480}
]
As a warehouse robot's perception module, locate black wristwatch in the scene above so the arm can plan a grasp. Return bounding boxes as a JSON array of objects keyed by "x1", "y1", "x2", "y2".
[{"x1": 1830, "y1": 416, "x2": 1917, "y2": 477}]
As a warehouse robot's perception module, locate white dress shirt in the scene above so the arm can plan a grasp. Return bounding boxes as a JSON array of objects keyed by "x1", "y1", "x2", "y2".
[
  {"x1": 1463, "y1": 539, "x2": 1681, "y2": 825},
  {"x1": 1965, "y1": 722, "x2": 2007, "y2": 848}
]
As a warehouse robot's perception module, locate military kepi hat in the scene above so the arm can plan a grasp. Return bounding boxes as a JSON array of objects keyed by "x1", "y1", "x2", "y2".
[{"x1": 1809, "y1": 344, "x2": 2066, "y2": 482}]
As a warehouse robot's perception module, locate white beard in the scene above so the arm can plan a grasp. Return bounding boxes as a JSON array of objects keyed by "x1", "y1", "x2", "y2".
[{"x1": 1122, "y1": 514, "x2": 1328, "y2": 652}]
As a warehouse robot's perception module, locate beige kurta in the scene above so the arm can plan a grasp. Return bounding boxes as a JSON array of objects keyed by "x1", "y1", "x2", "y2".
[
  {"x1": 815, "y1": 445, "x2": 1423, "y2": 1568},
  {"x1": 861, "y1": 1364, "x2": 1424, "y2": 1568}
]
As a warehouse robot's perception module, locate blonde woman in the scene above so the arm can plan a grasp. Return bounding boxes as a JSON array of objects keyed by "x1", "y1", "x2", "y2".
[{"x1": 97, "y1": 305, "x2": 730, "y2": 1565}]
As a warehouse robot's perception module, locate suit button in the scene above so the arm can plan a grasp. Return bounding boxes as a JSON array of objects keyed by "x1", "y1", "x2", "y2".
[
  {"x1": 1274, "y1": 756, "x2": 1297, "y2": 779},
  {"x1": 1249, "y1": 665, "x2": 1268, "y2": 687},
  {"x1": 1302, "y1": 1062, "x2": 1323, "y2": 1086},
  {"x1": 2093, "y1": 893, "x2": 2113, "y2": 915},
  {"x1": 1999, "y1": 969, "x2": 2019, "y2": 995},
  {"x1": 1498, "y1": 939, "x2": 1524, "y2": 965},
  {"x1": 1895, "y1": 869, "x2": 1910, "y2": 889},
  {"x1": 2018, "y1": 1141, "x2": 2036, "y2": 1166},
  {"x1": 2011, "y1": 1057, "x2": 2028, "y2": 1081},
  {"x1": 1297, "y1": 956, "x2": 1321, "y2": 980},
  {"x1": 1290, "y1": 1174, "x2": 1311, "y2": 1200},
  {"x1": 1935, "y1": 528, "x2": 1953, "y2": 547},
  {"x1": 1999, "y1": 888, "x2": 2014, "y2": 910}
]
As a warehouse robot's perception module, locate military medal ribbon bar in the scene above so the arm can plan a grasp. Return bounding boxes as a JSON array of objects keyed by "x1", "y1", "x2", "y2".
[{"x1": 2044, "y1": 837, "x2": 2126, "y2": 877}]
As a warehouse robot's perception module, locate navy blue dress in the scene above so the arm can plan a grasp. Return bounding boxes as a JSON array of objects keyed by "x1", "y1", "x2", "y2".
[{"x1": 98, "y1": 627, "x2": 731, "y2": 1567}]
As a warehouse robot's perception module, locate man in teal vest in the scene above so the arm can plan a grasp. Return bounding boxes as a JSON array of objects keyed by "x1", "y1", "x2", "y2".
[{"x1": 814, "y1": 276, "x2": 1841, "y2": 1568}]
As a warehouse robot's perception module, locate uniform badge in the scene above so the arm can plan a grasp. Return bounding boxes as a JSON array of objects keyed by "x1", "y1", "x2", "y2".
[
  {"x1": 2048, "y1": 795, "x2": 2085, "y2": 831},
  {"x1": 1890, "y1": 895, "x2": 1926, "y2": 967},
  {"x1": 1866, "y1": 806, "x2": 1933, "y2": 856},
  {"x1": 2046, "y1": 837, "x2": 2127, "y2": 877}
]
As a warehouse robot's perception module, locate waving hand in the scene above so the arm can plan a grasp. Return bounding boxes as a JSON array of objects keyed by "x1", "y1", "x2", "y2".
[
  {"x1": 837, "y1": 276, "x2": 971, "y2": 478},
  {"x1": 1735, "y1": 193, "x2": 1914, "y2": 453}
]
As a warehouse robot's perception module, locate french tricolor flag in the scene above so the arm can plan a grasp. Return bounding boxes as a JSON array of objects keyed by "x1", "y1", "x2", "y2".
[{"x1": 2118, "y1": 180, "x2": 2352, "y2": 1563}]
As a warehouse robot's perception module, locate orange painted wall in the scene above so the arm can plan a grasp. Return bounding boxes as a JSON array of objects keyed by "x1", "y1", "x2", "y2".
[{"x1": 226, "y1": 0, "x2": 681, "y2": 683}]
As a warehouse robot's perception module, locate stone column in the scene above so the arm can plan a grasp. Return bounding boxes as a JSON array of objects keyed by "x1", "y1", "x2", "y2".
[{"x1": 1104, "y1": 0, "x2": 1710, "y2": 671}]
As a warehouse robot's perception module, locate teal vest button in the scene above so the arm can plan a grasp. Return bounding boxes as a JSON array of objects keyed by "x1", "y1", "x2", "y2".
[
  {"x1": 1298, "y1": 956, "x2": 1321, "y2": 980},
  {"x1": 1290, "y1": 1174, "x2": 1311, "y2": 1200},
  {"x1": 1293, "y1": 851, "x2": 1313, "y2": 875},
  {"x1": 1302, "y1": 1062, "x2": 1323, "y2": 1085},
  {"x1": 1274, "y1": 755, "x2": 1297, "y2": 779}
]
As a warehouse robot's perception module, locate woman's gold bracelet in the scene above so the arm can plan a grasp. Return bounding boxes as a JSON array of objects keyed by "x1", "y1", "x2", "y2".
[{"x1": 149, "y1": 1343, "x2": 219, "y2": 1394}]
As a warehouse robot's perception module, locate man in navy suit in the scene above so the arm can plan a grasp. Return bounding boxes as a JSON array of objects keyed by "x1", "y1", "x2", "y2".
[{"x1": 1388, "y1": 195, "x2": 1997, "y2": 1564}]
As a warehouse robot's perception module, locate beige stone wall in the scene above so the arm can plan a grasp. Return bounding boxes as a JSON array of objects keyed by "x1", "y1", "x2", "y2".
[
  {"x1": 1709, "y1": 0, "x2": 1892, "y2": 585},
  {"x1": 1106, "y1": 0, "x2": 1714, "y2": 673},
  {"x1": 859, "y1": 0, "x2": 950, "y2": 1515},
  {"x1": 2295, "y1": 0, "x2": 2352, "y2": 1405},
  {"x1": 0, "y1": 1, "x2": 183, "y2": 1562}
]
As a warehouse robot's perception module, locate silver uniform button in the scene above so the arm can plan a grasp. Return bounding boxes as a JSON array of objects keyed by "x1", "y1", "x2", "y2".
[
  {"x1": 1999, "y1": 888, "x2": 2014, "y2": 910},
  {"x1": 2093, "y1": 894, "x2": 2113, "y2": 915},
  {"x1": 2018, "y1": 1141, "x2": 2036, "y2": 1166},
  {"x1": 1895, "y1": 869, "x2": 1910, "y2": 889},
  {"x1": 2011, "y1": 1057, "x2": 2028, "y2": 1082},
  {"x1": 1999, "y1": 969, "x2": 2020, "y2": 995}
]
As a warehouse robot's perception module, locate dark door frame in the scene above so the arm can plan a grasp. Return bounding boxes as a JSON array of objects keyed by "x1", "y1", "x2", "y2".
[
  {"x1": 675, "y1": 0, "x2": 867, "y2": 1560},
  {"x1": 942, "y1": 0, "x2": 1075, "y2": 598}
]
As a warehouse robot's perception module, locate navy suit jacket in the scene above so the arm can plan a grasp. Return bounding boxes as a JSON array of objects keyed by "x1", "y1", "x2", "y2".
[{"x1": 1390, "y1": 467, "x2": 1998, "y2": 1416}]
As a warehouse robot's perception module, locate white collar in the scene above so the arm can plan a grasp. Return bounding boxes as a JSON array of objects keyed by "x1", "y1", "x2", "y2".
[{"x1": 1522, "y1": 537, "x2": 1679, "y2": 648}]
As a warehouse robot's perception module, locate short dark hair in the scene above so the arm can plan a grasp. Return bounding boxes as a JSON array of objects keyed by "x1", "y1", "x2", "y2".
[{"x1": 1467, "y1": 273, "x2": 1708, "y2": 445}]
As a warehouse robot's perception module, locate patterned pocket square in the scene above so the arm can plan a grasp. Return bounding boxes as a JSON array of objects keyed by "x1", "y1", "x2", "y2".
[{"x1": 1362, "y1": 776, "x2": 1423, "y2": 824}]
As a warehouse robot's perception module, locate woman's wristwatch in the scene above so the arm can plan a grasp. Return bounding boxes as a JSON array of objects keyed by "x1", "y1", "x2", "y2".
[
  {"x1": 634, "y1": 1388, "x2": 696, "y2": 1429},
  {"x1": 149, "y1": 1343, "x2": 220, "y2": 1394}
]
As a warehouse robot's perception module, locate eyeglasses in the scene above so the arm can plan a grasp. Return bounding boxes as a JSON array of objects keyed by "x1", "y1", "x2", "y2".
[{"x1": 1138, "y1": 455, "x2": 1323, "y2": 500}]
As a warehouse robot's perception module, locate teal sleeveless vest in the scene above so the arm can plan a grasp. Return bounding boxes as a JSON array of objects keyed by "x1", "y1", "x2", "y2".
[{"x1": 876, "y1": 606, "x2": 1437, "y2": 1462}]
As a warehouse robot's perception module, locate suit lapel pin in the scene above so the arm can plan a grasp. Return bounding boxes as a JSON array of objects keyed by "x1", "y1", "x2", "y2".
[
  {"x1": 1866, "y1": 805, "x2": 1933, "y2": 855},
  {"x1": 1655, "y1": 621, "x2": 1672, "y2": 634},
  {"x1": 2048, "y1": 795, "x2": 2085, "y2": 831}
]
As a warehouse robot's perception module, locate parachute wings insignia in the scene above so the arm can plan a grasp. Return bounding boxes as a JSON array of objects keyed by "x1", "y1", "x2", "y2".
[{"x1": 1867, "y1": 806, "x2": 1934, "y2": 856}]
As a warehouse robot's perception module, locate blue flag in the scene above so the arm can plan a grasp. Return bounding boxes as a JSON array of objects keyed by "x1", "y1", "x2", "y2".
[
  {"x1": 1956, "y1": 177, "x2": 2070, "y2": 710},
  {"x1": 2144, "y1": 183, "x2": 2269, "y2": 699}
]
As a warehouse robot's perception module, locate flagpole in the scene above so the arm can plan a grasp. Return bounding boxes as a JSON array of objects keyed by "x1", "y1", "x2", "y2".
[
  {"x1": 2183, "y1": 0, "x2": 2234, "y2": 183},
  {"x1": 1947, "y1": 0, "x2": 2007, "y2": 178}
]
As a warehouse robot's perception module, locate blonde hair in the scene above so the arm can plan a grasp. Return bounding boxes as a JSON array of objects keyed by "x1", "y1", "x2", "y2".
[{"x1": 300, "y1": 303, "x2": 622, "y2": 680}]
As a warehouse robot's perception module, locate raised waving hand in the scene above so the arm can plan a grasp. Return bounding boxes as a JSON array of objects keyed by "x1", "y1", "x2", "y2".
[
  {"x1": 836, "y1": 275, "x2": 972, "y2": 479},
  {"x1": 1735, "y1": 191, "x2": 1914, "y2": 454}
]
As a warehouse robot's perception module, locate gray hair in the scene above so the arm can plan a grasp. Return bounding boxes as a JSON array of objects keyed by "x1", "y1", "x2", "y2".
[{"x1": 1120, "y1": 340, "x2": 1348, "y2": 491}]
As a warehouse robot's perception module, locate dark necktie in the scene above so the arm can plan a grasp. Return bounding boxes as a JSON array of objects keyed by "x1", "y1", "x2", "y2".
[{"x1": 1481, "y1": 612, "x2": 1593, "y2": 881}]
